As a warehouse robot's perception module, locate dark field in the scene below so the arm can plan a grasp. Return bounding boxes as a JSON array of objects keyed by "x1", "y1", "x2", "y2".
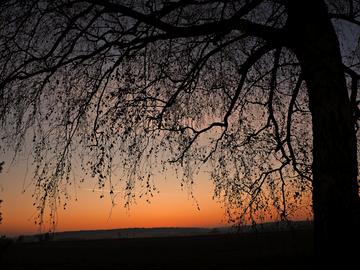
[{"x1": 1, "y1": 230, "x2": 313, "y2": 270}]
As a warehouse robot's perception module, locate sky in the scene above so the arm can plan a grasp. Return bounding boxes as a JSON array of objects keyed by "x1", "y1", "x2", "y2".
[
  {"x1": 0, "y1": 150, "x2": 312, "y2": 237},
  {"x1": 0, "y1": 154, "x2": 228, "y2": 237}
]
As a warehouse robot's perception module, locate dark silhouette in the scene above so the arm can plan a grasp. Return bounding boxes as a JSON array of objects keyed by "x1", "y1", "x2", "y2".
[
  {"x1": 1, "y1": 229, "x2": 313, "y2": 270},
  {"x1": 0, "y1": 0, "x2": 359, "y2": 265},
  {"x1": 0, "y1": 236, "x2": 13, "y2": 263},
  {"x1": 0, "y1": 199, "x2": 2, "y2": 225},
  {"x1": 0, "y1": 162, "x2": 12, "y2": 262},
  {"x1": 0, "y1": 161, "x2": 4, "y2": 224}
]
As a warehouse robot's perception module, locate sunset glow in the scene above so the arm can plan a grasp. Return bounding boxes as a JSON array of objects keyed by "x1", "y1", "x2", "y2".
[
  {"x1": 0, "y1": 157, "x2": 229, "y2": 236},
  {"x1": 0, "y1": 154, "x2": 312, "y2": 237}
]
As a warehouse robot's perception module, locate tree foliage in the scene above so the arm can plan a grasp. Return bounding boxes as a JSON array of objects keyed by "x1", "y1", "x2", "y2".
[{"x1": 0, "y1": 0, "x2": 359, "y2": 231}]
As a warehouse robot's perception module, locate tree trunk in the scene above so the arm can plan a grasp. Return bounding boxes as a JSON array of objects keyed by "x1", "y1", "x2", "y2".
[{"x1": 286, "y1": 0, "x2": 360, "y2": 264}]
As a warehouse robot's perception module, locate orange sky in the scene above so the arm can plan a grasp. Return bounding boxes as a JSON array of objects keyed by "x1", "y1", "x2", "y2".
[
  {"x1": 0, "y1": 152, "x2": 312, "y2": 237},
  {"x1": 0, "y1": 157, "x2": 228, "y2": 236}
]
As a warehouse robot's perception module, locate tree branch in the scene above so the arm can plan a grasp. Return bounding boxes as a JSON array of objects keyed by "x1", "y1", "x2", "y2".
[
  {"x1": 344, "y1": 65, "x2": 360, "y2": 121},
  {"x1": 329, "y1": 13, "x2": 360, "y2": 26},
  {"x1": 87, "y1": 0, "x2": 284, "y2": 42}
]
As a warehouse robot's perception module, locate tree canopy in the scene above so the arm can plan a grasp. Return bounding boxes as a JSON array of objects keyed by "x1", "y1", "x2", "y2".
[{"x1": 0, "y1": 0, "x2": 359, "y2": 260}]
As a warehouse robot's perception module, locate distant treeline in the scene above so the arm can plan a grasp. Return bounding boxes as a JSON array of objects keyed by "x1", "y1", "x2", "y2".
[{"x1": 14, "y1": 220, "x2": 313, "y2": 243}]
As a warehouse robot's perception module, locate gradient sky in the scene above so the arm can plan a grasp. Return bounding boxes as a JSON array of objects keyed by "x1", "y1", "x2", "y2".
[
  {"x1": 0, "y1": 154, "x2": 312, "y2": 237},
  {"x1": 0, "y1": 153, "x2": 229, "y2": 237},
  {"x1": 0, "y1": 130, "x2": 315, "y2": 238}
]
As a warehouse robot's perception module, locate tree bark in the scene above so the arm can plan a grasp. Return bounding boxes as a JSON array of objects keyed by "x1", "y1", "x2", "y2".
[{"x1": 286, "y1": 0, "x2": 360, "y2": 264}]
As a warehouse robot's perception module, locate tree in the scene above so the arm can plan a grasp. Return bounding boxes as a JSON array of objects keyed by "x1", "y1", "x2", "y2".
[
  {"x1": 0, "y1": 161, "x2": 3, "y2": 224},
  {"x1": 0, "y1": 0, "x2": 359, "y2": 263}
]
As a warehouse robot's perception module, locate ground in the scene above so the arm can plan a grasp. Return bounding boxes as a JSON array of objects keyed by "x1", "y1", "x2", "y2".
[{"x1": 0, "y1": 229, "x2": 313, "y2": 270}]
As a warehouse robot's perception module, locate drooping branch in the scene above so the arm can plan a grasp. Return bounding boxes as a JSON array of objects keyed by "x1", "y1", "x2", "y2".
[
  {"x1": 168, "y1": 43, "x2": 275, "y2": 163},
  {"x1": 156, "y1": 34, "x2": 249, "y2": 130},
  {"x1": 268, "y1": 47, "x2": 289, "y2": 162},
  {"x1": 285, "y1": 74, "x2": 311, "y2": 181}
]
